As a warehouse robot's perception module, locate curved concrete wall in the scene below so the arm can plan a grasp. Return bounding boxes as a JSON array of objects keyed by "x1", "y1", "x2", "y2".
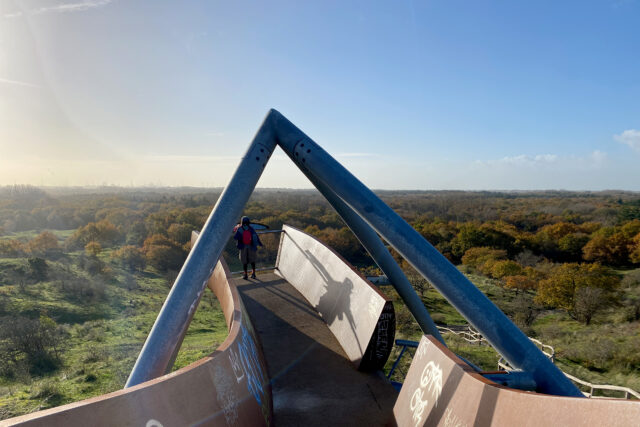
[
  {"x1": 3, "y1": 258, "x2": 273, "y2": 427},
  {"x1": 393, "y1": 335, "x2": 640, "y2": 427},
  {"x1": 275, "y1": 225, "x2": 395, "y2": 371}
]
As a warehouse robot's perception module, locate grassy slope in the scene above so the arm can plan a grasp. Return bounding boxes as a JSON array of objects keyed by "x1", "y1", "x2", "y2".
[
  {"x1": 384, "y1": 270, "x2": 640, "y2": 395},
  {"x1": 0, "y1": 247, "x2": 227, "y2": 420},
  {"x1": 1, "y1": 230, "x2": 638, "y2": 419}
]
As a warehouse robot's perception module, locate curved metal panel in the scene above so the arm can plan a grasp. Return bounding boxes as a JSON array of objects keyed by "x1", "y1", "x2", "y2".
[
  {"x1": 275, "y1": 225, "x2": 395, "y2": 371},
  {"x1": 3, "y1": 258, "x2": 273, "y2": 427},
  {"x1": 393, "y1": 336, "x2": 640, "y2": 427}
]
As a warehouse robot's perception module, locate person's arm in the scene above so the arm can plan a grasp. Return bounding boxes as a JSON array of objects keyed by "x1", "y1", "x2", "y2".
[{"x1": 251, "y1": 228, "x2": 263, "y2": 247}]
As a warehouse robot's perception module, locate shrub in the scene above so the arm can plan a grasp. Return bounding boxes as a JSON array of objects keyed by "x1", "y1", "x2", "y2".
[
  {"x1": 27, "y1": 257, "x2": 48, "y2": 282},
  {"x1": 0, "y1": 315, "x2": 65, "y2": 376},
  {"x1": 111, "y1": 245, "x2": 146, "y2": 271}
]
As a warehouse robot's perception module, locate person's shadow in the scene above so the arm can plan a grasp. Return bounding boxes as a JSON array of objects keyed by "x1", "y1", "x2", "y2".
[{"x1": 304, "y1": 250, "x2": 362, "y2": 355}]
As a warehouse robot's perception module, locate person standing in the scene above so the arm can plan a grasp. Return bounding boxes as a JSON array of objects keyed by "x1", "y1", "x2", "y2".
[{"x1": 233, "y1": 216, "x2": 262, "y2": 279}]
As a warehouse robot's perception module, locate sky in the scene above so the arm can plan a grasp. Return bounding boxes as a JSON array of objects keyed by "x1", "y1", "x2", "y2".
[{"x1": 1, "y1": 0, "x2": 639, "y2": 190}]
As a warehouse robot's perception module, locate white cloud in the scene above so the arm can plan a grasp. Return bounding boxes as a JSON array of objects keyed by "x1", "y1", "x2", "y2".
[
  {"x1": 615, "y1": 129, "x2": 640, "y2": 151},
  {"x1": 35, "y1": 0, "x2": 114, "y2": 14},
  {"x1": 335, "y1": 152, "x2": 379, "y2": 158},
  {"x1": 590, "y1": 150, "x2": 607, "y2": 166},
  {"x1": 478, "y1": 153, "x2": 558, "y2": 166},
  {"x1": 477, "y1": 151, "x2": 607, "y2": 170},
  {"x1": 0, "y1": 77, "x2": 41, "y2": 89},
  {"x1": 4, "y1": 0, "x2": 114, "y2": 18},
  {"x1": 205, "y1": 131, "x2": 226, "y2": 137},
  {"x1": 144, "y1": 155, "x2": 240, "y2": 163}
]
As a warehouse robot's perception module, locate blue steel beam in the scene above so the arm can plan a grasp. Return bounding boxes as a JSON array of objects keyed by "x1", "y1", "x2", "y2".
[
  {"x1": 287, "y1": 156, "x2": 445, "y2": 344},
  {"x1": 270, "y1": 110, "x2": 582, "y2": 397},
  {"x1": 125, "y1": 112, "x2": 277, "y2": 387}
]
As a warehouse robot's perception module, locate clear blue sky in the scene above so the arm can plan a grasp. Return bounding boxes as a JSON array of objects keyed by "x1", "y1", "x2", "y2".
[{"x1": 1, "y1": 0, "x2": 639, "y2": 190}]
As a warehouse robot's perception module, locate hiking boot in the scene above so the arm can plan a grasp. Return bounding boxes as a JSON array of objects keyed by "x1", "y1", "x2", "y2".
[
  {"x1": 251, "y1": 273, "x2": 257, "y2": 279},
  {"x1": 242, "y1": 273, "x2": 248, "y2": 280}
]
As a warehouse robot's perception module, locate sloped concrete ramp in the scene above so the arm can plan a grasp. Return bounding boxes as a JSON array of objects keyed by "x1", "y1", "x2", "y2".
[{"x1": 236, "y1": 272, "x2": 397, "y2": 426}]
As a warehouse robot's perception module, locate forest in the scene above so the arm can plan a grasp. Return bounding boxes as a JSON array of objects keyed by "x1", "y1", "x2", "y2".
[{"x1": 1, "y1": 185, "x2": 639, "y2": 418}]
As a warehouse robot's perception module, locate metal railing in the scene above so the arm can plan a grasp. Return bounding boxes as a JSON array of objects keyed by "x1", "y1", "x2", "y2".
[
  {"x1": 562, "y1": 372, "x2": 640, "y2": 400},
  {"x1": 389, "y1": 334, "x2": 639, "y2": 400},
  {"x1": 494, "y1": 341, "x2": 637, "y2": 400},
  {"x1": 437, "y1": 325, "x2": 554, "y2": 361},
  {"x1": 229, "y1": 229, "x2": 284, "y2": 275},
  {"x1": 499, "y1": 356, "x2": 640, "y2": 400},
  {"x1": 437, "y1": 325, "x2": 485, "y2": 345},
  {"x1": 435, "y1": 324, "x2": 637, "y2": 400},
  {"x1": 386, "y1": 339, "x2": 419, "y2": 391}
]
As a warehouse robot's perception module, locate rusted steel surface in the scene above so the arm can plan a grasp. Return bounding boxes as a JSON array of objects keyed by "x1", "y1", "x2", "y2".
[
  {"x1": 2, "y1": 258, "x2": 272, "y2": 427},
  {"x1": 275, "y1": 225, "x2": 395, "y2": 371},
  {"x1": 393, "y1": 335, "x2": 640, "y2": 427}
]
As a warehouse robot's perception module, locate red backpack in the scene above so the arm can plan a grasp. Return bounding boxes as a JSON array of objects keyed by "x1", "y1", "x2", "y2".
[{"x1": 242, "y1": 229, "x2": 252, "y2": 245}]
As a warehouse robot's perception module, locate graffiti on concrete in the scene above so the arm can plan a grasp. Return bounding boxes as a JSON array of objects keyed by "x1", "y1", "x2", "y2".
[
  {"x1": 374, "y1": 311, "x2": 393, "y2": 360},
  {"x1": 229, "y1": 347, "x2": 245, "y2": 383},
  {"x1": 444, "y1": 408, "x2": 468, "y2": 427},
  {"x1": 213, "y1": 364, "x2": 239, "y2": 425},
  {"x1": 227, "y1": 325, "x2": 268, "y2": 407},
  {"x1": 421, "y1": 361, "x2": 443, "y2": 405},
  {"x1": 409, "y1": 360, "x2": 443, "y2": 426}
]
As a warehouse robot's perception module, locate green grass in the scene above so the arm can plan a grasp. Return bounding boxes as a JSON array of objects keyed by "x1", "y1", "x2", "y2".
[
  {"x1": 384, "y1": 268, "x2": 640, "y2": 394},
  {"x1": 0, "y1": 245, "x2": 228, "y2": 421},
  {"x1": 1, "y1": 229, "x2": 75, "y2": 242}
]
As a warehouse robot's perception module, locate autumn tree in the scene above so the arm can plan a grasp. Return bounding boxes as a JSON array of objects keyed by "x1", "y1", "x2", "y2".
[
  {"x1": 460, "y1": 247, "x2": 507, "y2": 271},
  {"x1": 535, "y1": 263, "x2": 619, "y2": 324},
  {"x1": 0, "y1": 239, "x2": 25, "y2": 257},
  {"x1": 143, "y1": 234, "x2": 186, "y2": 272},
  {"x1": 489, "y1": 260, "x2": 522, "y2": 279},
  {"x1": 66, "y1": 219, "x2": 122, "y2": 249},
  {"x1": 167, "y1": 223, "x2": 193, "y2": 245},
  {"x1": 112, "y1": 245, "x2": 146, "y2": 271},
  {"x1": 582, "y1": 232, "x2": 630, "y2": 266},
  {"x1": 533, "y1": 222, "x2": 590, "y2": 261},
  {"x1": 504, "y1": 275, "x2": 536, "y2": 294},
  {"x1": 451, "y1": 223, "x2": 490, "y2": 259},
  {"x1": 84, "y1": 241, "x2": 102, "y2": 257},
  {"x1": 27, "y1": 231, "x2": 60, "y2": 257},
  {"x1": 583, "y1": 221, "x2": 640, "y2": 266},
  {"x1": 630, "y1": 233, "x2": 640, "y2": 264}
]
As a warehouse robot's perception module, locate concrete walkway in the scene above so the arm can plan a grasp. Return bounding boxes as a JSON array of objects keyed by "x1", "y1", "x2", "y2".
[{"x1": 235, "y1": 272, "x2": 398, "y2": 426}]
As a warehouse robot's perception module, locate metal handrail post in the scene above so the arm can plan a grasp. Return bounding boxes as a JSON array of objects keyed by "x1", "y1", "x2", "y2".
[
  {"x1": 125, "y1": 112, "x2": 278, "y2": 387},
  {"x1": 270, "y1": 110, "x2": 582, "y2": 397},
  {"x1": 289, "y1": 161, "x2": 445, "y2": 343}
]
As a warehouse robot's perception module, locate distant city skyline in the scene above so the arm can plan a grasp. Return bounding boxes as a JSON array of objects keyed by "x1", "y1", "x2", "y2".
[{"x1": 1, "y1": 1, "x2": 639, "y2": 190}]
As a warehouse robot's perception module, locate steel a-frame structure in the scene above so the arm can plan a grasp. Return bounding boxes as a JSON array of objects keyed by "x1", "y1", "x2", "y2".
[{"x1": 125, "y1": 109, "x2": 582, "y2": 397}]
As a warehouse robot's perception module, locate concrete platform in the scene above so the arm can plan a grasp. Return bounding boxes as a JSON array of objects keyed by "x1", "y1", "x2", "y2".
[{"x1": 235, "y1": 272, "x2": 398, "y2": 426}]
